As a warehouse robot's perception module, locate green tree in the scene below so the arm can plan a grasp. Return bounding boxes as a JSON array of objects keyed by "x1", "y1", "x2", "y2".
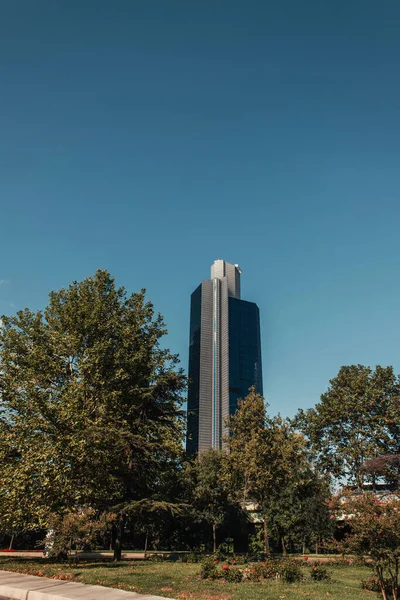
[
  {"x1": 332, "y1": 492, "x2": 400, "y2": 600},
  {"x1": 0, "y1": 270, "x2": 185, "y2": 558},
  {"x1": 269, "y1": 470, "x2": 333, "y2": 554},
  {"x1": 295, "y1": 365, "x2": 400, "y2": 487},
  {"x1": 224, "y1": 388, "x2": 307, "y2": 555},
  {"x1": 185, "y1": 449, "x2": 233, "y2": 552}
]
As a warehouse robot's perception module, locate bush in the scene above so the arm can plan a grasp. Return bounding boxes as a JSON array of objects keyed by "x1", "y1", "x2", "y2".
[
  {"x1": 244, "y1": 561, "x2": 280, "y2": 581},
  {"x1": 181, "y1": 552, "x2": 199, "y2": 563},
  {"x1": 351, "y1": 556, "x2": 366, "y2": 567},
  {"x1": 361, "y1": 575, "x2": 394, "y2": 594},
  {"x1": 200, "y1": 556, "x2": 219, "y2": 580},
  {"x1": 310, "y1": 563, "x2": 330, "y2": 581},
  {"x1": 248, "y1": 562, "x2": 267, "y2": 581},
  {"x1": 323, "y1": 558, "x2": 352, "y2": 567},
  {"x1": 279, "y1": 559, "x2": 304, "y2": 583},
  {"x1": 221, "y1": 565, "x2": 243, "y2": 582}
]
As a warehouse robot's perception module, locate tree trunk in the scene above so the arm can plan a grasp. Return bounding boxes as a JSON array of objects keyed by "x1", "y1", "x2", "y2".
[
  {"x1": 380, "y1": 581, "x2": 388, "y2": 600},
  {"x1": 377, "y1": 566, "x2": 388, "y2": 600},
  {"x1": 263, "y1": 512, "x2": 270, "y2": 556},
  {"x1": 8, "y1": 534, "x2": 14, "y2": 551},
  {"x1": 281, "y1": 536, "x2": 286, "y2": 556},
  {"x1": 302, "y1": 541, "x2": 306, "y2": 555},
  {"x1": 144, "y1": 532, "x2": 148, "y2": 557},
  {"x1": 113, "y1": 514, "x2": 125, "y2": 561},
  {"x1": 315, "y1": 541, "x2": 319, "y2": 555},
  {"x1": 212, "y1": 523, "x2": 217, "y2": 553}
]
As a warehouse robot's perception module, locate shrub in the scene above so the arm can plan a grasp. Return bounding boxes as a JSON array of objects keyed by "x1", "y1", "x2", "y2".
[
  {"x1": 310, "y1": 563, "x2": 331, "y2": 581},
  {"x1": 331, "y1": 492, "x2": 400, "y2": 600},
  {"x1": 279, "y1": 559, "x2": 304, "y2": 583},
  {"x1": 221, "y1": 565, "x2": 243, "y2": 582},
  {"x1": 361, "y1": 575, "x2": 395, "y2": 595},
  {"x1": 323, "y1": 558, "x2": 351, "y2": 567},
  {"x1": 200, "y1": 556, "x2": 219, "y2": 580},
  {"x1": 351, "y1": 556, "x2": 366, "y2": 567},
  {"x1": 181, "y1": 552, "x2": 199, "y2": 563},
  {"x1": 245, "y1": 560, "x2": 280, "y2": 581},
  {"x1": 247, "y1": 562, "x2": 267, "y2": 581}
]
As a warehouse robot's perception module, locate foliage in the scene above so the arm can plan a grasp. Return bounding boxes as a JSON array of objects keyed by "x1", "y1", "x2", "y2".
[
  {"x1": 268, "y1": 469, "x2": 333, "y2": 554},
  {"x1": 221, "y1": 564, "x2": 243, "y2": 582},
  {"x1": 44, "y1": 508, "x2": 114, "y2": 561},
  {"x1": 248, "y1": 526, "x2": 265, "y2": 559},
  {"x1": 362, "y1": 454, "x2": 400, "y2": 488},
  {"x1": 244, "y1": 560, "x2": 280, "y2": 581},
  {"x1": 309, "y1": 562, "x2": 331, "y2": 581},
  {"x1": 218, "y1": 537, "x2": 234, "y2": 555},
  {"x1": 361, "y1": 575, "x2": 393, "y2": 594},
  {"x1": 180, "y1": 551, "x2": 200, "y2": 563},
  {"x1": 184, "y1": 449, "x2": 235, "y2": 552},
  {"x1": 200, "y1": 555, "x2": 219, "y2": 579},
  {"x1": 0, "y1": 270, "x2": 186, "y2": 558},
  {"x1": 331, "y1": 491, "x2": 400, "y2": 600},
  {"x1": 224, "y1": 388, "x2": 311, "y2": 555},
  {"x1": 278, "y1": 558, "x2": 304, "y2": 583},
  {"x1": 295, "y1": 365, "x2": 400, "y2": 486}
]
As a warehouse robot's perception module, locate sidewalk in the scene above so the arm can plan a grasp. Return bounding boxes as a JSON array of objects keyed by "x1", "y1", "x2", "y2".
[{"x1": 0, "y1": 570, "x2": 176, "y2": 600}]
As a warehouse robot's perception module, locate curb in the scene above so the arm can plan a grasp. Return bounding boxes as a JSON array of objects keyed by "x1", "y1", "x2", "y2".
[{"x1": 0, "y1": 571, "x2": 176, "y2": 600}]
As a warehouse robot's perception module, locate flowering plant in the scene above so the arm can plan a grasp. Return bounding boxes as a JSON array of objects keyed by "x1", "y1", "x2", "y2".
[{"x1": 330, "y1": 491, "x2": 400, "y2": 600}]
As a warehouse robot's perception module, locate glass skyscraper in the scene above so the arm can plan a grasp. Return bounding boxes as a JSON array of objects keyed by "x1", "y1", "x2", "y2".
[{"x1": 187, "y1": 260, "x2": 263, "y2": 454}]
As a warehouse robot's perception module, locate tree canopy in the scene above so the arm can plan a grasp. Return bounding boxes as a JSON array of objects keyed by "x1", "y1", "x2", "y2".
[
  {"x1": 295, "y1": 365, "x2": 400, "y2": 486},
  {"x1": 0, "y1": 270, "x2": 186, "y2": 556},
  {"x1": 224, "y1": 387, "x2": 311, "y2": 555}
]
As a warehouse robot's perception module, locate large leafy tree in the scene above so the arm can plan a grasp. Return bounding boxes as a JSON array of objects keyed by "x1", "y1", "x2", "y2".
[
  {"x1": 224, "y1": 387, "x2": 308, "y2": 555},
  {"x1": 295, "y1": 365, "x2": 400, "y2": 487},
  {"x1": 269, "y1": 470, "x2": 333, "y2": 554},
  {"x1": 0, "y1": 270, "x2": 185, "y2": 557},
  {"x1": 184, "y1": 448, "x2": 234, "y2": 552}
]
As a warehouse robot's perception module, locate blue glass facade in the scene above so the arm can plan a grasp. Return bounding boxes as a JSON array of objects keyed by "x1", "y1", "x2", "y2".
[
  {"x1": 187, "y1": 284, "x2": 202, "y2": 455},
  {"x1": 228, "y1": 297, "x2": 263, "y2": 415}
]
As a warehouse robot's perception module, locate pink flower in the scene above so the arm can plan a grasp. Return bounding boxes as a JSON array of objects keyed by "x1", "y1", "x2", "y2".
[
  {"x1": 330, "y1": 515, "x2": 335, "y2": 520},
  {"x1": 304, "y1": 556, "x2": 309, "y2": 561}
]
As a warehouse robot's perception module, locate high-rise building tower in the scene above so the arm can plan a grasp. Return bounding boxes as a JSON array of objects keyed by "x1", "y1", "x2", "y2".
[{"x1": 187, "y1": 259, "x2": 263, "y2": 453}]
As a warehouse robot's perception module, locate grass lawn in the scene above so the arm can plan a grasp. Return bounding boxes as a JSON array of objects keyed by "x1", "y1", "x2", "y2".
[{"x1": 0, "y1": 558, "x2": 376, "y2": 600}]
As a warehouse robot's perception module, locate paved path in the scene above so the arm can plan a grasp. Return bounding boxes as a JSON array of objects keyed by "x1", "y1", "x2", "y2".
[{"x1": 0, "y1": 570, "x2": 176, "y2": 600}]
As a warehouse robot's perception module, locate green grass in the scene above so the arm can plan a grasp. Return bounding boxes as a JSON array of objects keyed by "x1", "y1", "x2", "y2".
[{"x1": 0, "y1": 558, "x2": 376, "y2": 600}]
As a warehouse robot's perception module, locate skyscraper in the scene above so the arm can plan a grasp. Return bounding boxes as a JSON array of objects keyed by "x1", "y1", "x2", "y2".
[{"x1": 187, "y1": 259, "x2": 263, "y2": 454}]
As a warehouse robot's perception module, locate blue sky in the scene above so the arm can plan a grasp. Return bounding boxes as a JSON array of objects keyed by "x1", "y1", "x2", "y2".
[{"x1": 1, "y1": 0, "x2": 400, "y2": 417}]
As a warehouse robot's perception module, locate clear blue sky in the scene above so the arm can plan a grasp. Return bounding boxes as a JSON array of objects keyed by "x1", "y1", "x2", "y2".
[{"x1": 1, "y1": 0, "x2": 400, "y2": 417}]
